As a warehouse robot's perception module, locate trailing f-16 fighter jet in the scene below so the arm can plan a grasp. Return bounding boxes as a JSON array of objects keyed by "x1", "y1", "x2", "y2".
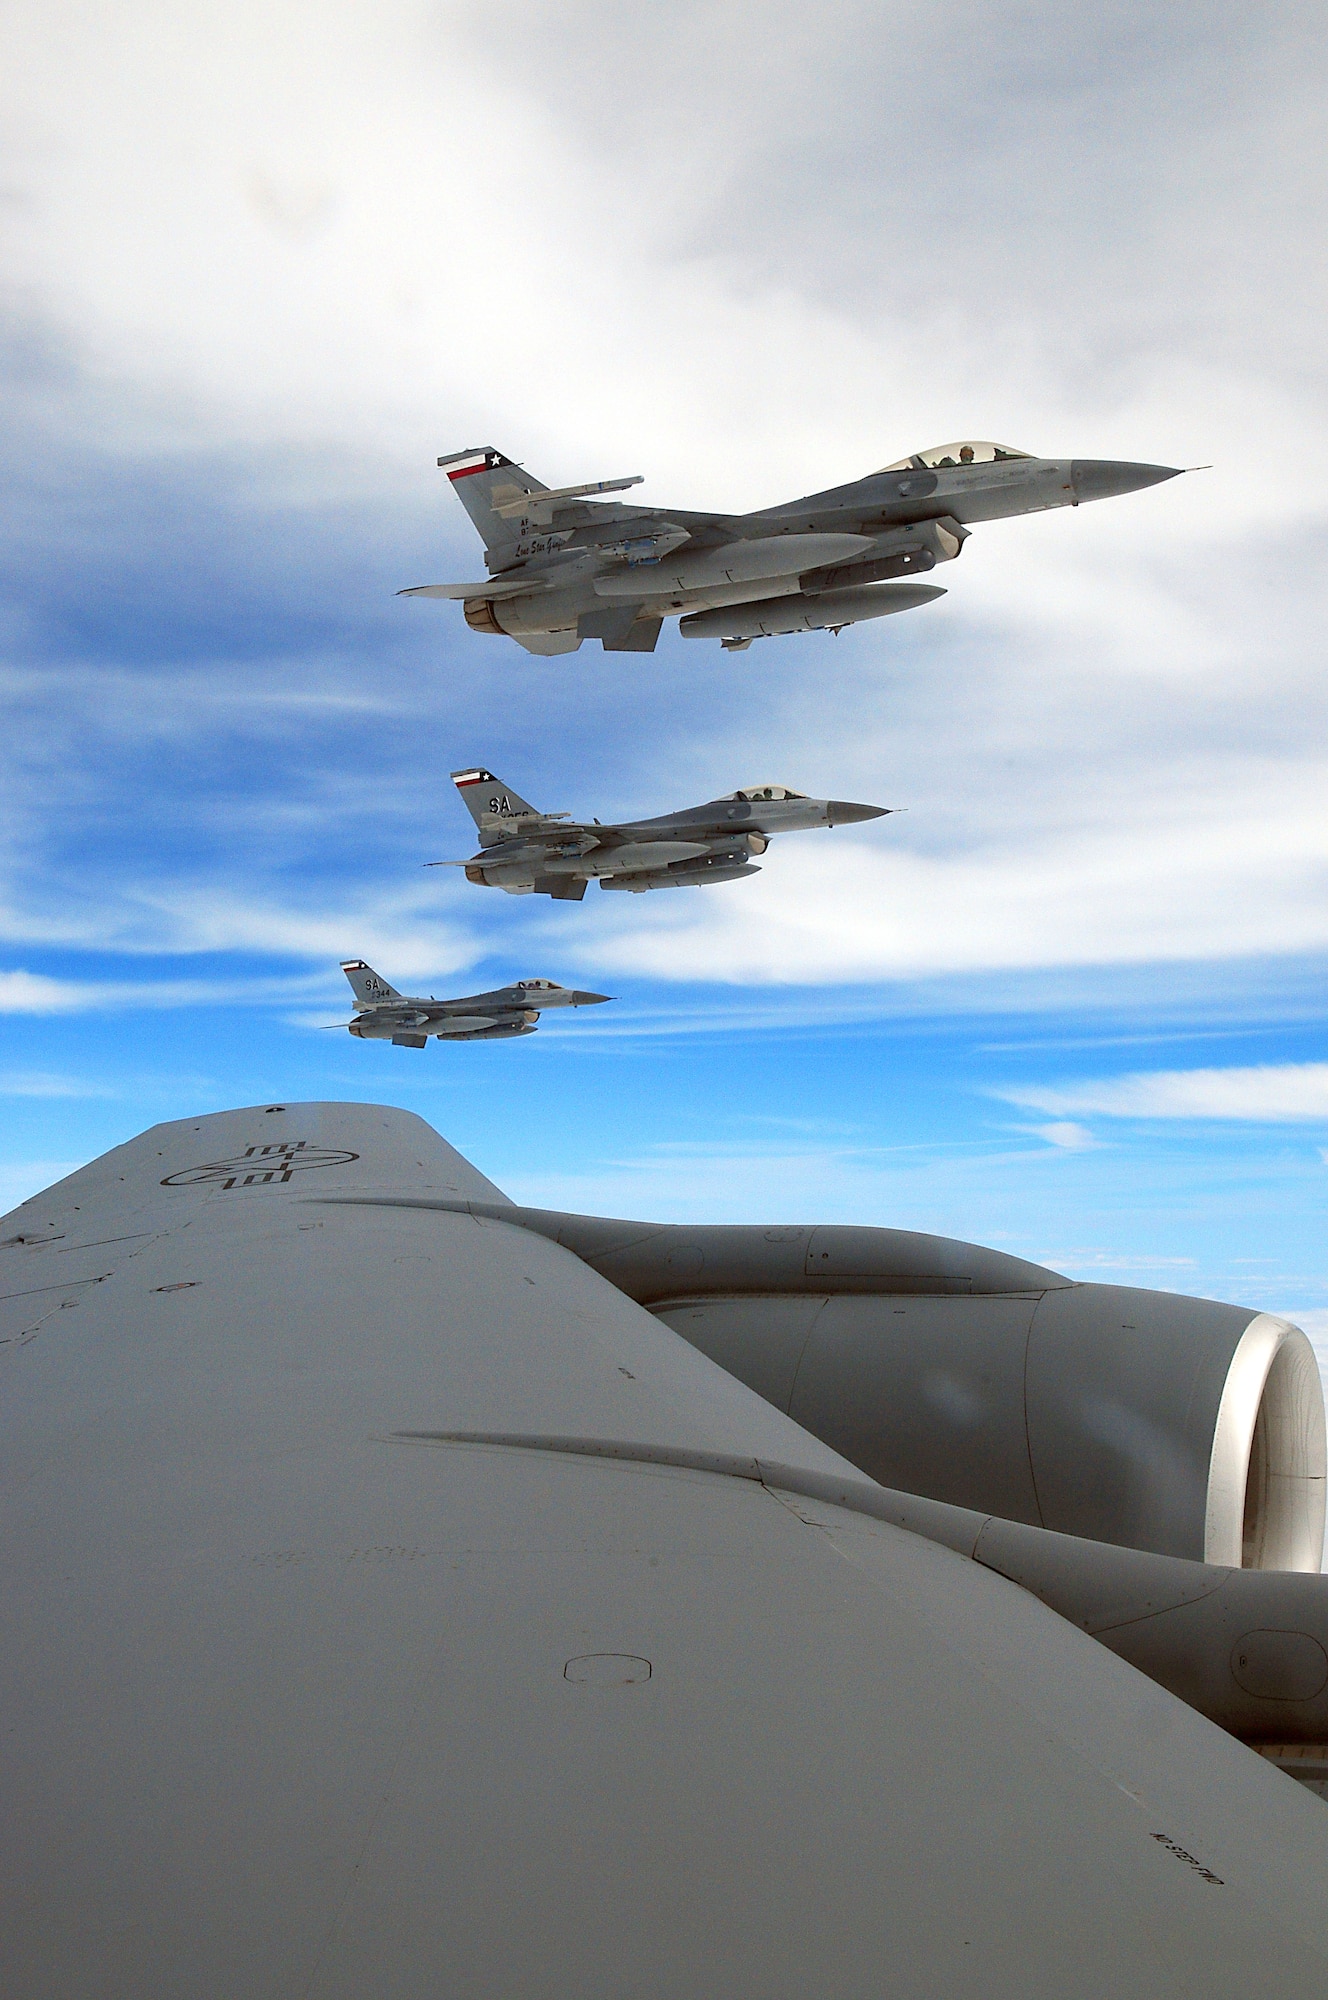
[
  {"x1": 338, "y1": 959, "x2": 610, "y2": 1045},
  {"x1": 440, "y1": 766, "x2": 891, "y2": 898},
  {"x1": 400, "y1": 438, "x2": 1184, "y2": 655}
]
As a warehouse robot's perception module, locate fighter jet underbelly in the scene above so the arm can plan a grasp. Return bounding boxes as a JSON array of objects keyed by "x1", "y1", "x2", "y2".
[
  {"x1": 638, "y1": 574, "x2": 807, "y2": 616},
  {"x1": 494, "y1": 572, "x2": 814, "y2": 637},
  {"x1": 592, "y1": 532, "x2": 873, "y2": 600},
  {"x1": 580, "y1": 841, "x2": 714, "y2": 877}
]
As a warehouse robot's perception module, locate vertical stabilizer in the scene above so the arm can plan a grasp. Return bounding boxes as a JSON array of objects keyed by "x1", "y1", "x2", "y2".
[
  {"x1": 341, "y1": 960, "x2": 403, "y2": 1007},
  {"x1": 452, "y1": 768, "x2": 546, "y2": 842},
  {"x1": 439, "y1": 448, "x2": 547, "y2": 565}
]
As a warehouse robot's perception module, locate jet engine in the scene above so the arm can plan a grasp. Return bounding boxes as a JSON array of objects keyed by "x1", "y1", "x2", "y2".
[
  {"x1": 658, "y1": 1284, "x2": 1324, "y2": 1571},
  {"x1": 462, "y1": 596, "x2": 506, "y2": 635},
  {"x1": 433, "y1": 1207, "x2": 1325, "y2": 1571}
]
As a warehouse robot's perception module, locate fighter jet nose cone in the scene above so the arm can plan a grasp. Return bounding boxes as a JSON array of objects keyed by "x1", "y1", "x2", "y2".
[
  {"x1": 1070, "y1": 459, "x2": 1185, "y2": 503},
  {"x1": 574, "y1": 990, "x2": 613, "y2": 1006},
  {"x1": 827, "y1": 801, "x2": 890, "y2": 824}
]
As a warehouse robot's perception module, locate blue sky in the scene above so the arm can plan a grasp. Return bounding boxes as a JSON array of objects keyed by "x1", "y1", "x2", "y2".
[{"x1": 1, "y1": 3, "x2": 1325, "y2": 1357}]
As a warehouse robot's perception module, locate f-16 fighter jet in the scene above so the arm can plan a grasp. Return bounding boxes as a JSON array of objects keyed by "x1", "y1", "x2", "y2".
[
  {"x1": 338, "y1": 960, "x2": 610, "y2": 1046},
  {"x1": 401, "y1": 439, "x2": 1184, "y2": 655},
  {"x1": 441, "y1": 766, "x2": 891, "y2": 898}
]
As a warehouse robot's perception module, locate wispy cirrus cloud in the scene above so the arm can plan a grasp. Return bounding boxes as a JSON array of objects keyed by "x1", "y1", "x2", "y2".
[
  {"x1": 0, "y1": 968, "x2": 331, "y2": 1015},
  {"x1": 1028, "y1": 1122, "x2": 1098, "y2": 1151},
  {"x1": 0, "y1": 970, "x2": 91, "y2": 1013},
  {"x1": 0, "y1": 1069, "x2": 115, "y2": 1098},
  {"x1": 997, "y1": 1063, "x2": 1328, "y2": 1122}
]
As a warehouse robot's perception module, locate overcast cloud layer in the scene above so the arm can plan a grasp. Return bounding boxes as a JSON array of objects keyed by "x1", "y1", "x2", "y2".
[
  {"x1": 0, "y1": 3, "x2": 1324, "y2": 1339},
  {"x1": 3, "y1": 1, "x2": 1327, "y2": 993}
]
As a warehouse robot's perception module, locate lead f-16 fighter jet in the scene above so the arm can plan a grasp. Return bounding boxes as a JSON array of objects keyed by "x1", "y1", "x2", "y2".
[
  {"x1": 401, "y1": 438, "x2": 1184, "y2": 655},
  {"x1": 337, "y1": 959, "x2": 610, "y2": 1046},
  {"x1": 439, "y1": 766, "x2": 890, "y2": 898}
]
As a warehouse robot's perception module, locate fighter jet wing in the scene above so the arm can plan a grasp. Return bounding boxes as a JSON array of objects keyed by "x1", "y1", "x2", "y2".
[{"x1": 2, "y1": 1101, "x2": 1327, "y2": 1997}]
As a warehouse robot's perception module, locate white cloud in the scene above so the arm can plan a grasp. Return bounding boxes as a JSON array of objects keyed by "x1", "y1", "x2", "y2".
[
  {"x1": 0, "y1": 968, "x2": 345, "y2": 1016},
  {"x1": 568, "y1": 766, "x2": 1328, "y2": 981},
  {"x1": 1, "y1": 1, "x2": 1327, "y2": 1004},
  {"x1": 0, "y1": 1070, "x2": 114, "y2": 1098},
  {"x1": 1030, "y1": 1122, "x2": 1097, "y2": 1152},
  {"x1": 127, "y1": 884, "x2": 478, "y2": 973},
  {"x1": 1039, "y1": 1249, "x2": 1199, "y2": 1277},
  {"x1": 998, "y1": 1063, "x2": 1328, "y2": 1122},
  {"x1": 2, "y1": 1, "x2": 1326, "y2": 506},
  {"x1": 0, "y1": 970, "x2": 88, "y2": 1013}
]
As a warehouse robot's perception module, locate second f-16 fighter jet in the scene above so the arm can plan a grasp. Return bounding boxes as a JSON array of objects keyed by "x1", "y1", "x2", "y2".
[
  {"x1": 439, "y1": 767, "x2": 891, "y2": 898},
  {"x1": 337, "y1": 960, "x2": 610, "y2": 1046},
  {"x1": 401, "y1": 438, "x2": 1184, "y2": 655}
]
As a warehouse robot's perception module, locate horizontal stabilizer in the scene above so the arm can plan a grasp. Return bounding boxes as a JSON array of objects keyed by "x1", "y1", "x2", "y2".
[
  {"x1": 492, "y1": 476, "x2": 643, "y2": 520},
  {"x1": 436, "y1": 446, "x2": 501, "y2": 468},
  {"x1": 593, "y1": 531, "x2": 873, "y2": 600}
]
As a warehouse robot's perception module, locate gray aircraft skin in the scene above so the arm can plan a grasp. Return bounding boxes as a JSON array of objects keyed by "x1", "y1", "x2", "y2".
[
  {"x1": 442, "y1": 765, "x2": 890, "y2": 897},
  {"x1": 401, "y1": 439, "x2": 1184, "y2": 655},
  {"x1": 338, "y1": 958, "x2": 610, "y2": 1045},
  {"x1": 3, "y1": 1101, "x2": 1328, "y2": 2000}
]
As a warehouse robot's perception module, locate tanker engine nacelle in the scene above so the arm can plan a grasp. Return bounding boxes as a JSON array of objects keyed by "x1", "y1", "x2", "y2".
[{"x1": 468, "y1": 1210, "x2": 1326, "y2": 1572}]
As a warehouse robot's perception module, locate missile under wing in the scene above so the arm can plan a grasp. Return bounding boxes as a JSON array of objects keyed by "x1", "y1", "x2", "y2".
[
  {"x1": 439, "y1": 765, "x2": 891, "y2": 897},
  {"x1": 401, "y1": 439, "x2": 1185, "y2": 656},
  {"x1": 2, "y1": 1101, "x2": 1327, "y2": 1997}
]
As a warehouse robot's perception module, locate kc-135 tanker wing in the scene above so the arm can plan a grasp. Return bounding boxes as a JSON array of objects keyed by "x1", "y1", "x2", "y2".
[
  {"x1": 437, "y1": 766, "x2": 891, "y2": 898},
  {"x1": 2, "y1": 1101, "x2": 1327, "y2": 1997},
  {"x1": 400, "y1": 439, "x2": 1185, "y2": 656},
  {"x1": 337, "y1": 959, "x2": 609, "y2": 1045}
]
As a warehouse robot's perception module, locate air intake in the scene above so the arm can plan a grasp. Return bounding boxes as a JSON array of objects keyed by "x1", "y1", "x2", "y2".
[{"x1": 1206, "y1": 1315, "x2": 1326, "y2": 1571}]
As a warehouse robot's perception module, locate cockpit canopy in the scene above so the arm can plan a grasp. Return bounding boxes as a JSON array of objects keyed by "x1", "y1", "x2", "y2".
[
  {"x1": 879, "y1": 441, "x2": 1033, "y2": 472},
  {"x1": 729, "y1": 785, "x2": 807, "y2": 802}
]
